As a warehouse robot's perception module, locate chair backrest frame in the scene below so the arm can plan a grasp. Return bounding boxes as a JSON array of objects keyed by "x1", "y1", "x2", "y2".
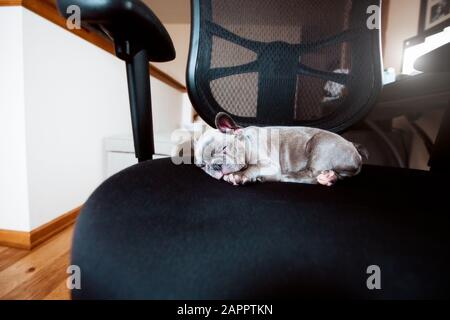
[{"x1": 187, "y1": 0, "x2": 383, "y2": 132}]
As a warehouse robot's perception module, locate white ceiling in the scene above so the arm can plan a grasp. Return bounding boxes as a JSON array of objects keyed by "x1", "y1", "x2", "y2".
[{"x1": 144, "y1": 0, "x2": 191, "y2": 24}]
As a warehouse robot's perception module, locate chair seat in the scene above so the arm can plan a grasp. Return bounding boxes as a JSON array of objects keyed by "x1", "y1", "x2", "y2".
[{"x1": 72, "y1": 159, "x2": 450, "y2": 299}]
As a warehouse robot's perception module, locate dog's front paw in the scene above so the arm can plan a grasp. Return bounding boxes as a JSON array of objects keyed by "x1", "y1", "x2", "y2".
[
  {"x1": 317, "y1": 170, "x2": 338, "y2": 187},
  {"x1": 223, "y1": 173, "x2": 250, "y2": 186}
]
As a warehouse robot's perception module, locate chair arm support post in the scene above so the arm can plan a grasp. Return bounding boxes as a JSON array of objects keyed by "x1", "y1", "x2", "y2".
[
  {"x1": 124, "y1": 47, "x2": 155, "y2": 162},
  {"x1": 429, "y1": 100, "x2": 450, "y2": 174}
]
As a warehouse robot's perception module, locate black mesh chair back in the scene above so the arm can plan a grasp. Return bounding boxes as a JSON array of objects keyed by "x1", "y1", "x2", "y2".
[{"x1": 187, "y1": 0, "x2": 383, "y2": 132}]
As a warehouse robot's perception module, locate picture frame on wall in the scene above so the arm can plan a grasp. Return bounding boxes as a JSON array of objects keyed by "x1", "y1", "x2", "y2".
[{"x1": 419, "y1": 0, "x2": 450, "y2": 36}]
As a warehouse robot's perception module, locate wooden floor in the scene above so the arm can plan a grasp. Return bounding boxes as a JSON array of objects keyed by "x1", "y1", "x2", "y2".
[{"x1": 0, "y1": 225, "x2": 74, "y2": 300}]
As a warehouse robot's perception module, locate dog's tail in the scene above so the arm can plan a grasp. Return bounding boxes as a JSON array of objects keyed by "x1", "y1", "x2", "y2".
[{"x1": 353, "y1": 143, "x2": 369, "y2": 160}]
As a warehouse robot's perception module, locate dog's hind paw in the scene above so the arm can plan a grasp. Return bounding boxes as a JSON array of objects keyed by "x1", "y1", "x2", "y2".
[
  {"x1": 224, "y1": 173, "x2": 250, "y2": 186},
  {"x1": 317, "y1": 170, "x2": 338, "y2": 187}
]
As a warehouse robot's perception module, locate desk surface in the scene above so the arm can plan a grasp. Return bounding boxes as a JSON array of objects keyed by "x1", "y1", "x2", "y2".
[
  {"x1": 414, "y1": 43, "x2": 450, "y2": 73},
  {"x1": 369, "y1": 72, "x2": 450, "y2": 120}
]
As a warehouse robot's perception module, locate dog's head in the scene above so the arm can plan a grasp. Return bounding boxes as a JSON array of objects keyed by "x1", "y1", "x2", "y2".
[{"x1": 194, "y1": 113, "x2": 248, "y2": 180}]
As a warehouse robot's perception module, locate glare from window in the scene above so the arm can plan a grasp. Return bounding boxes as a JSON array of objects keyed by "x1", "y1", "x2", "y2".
[{"x1": 402, "y1": 26, "x2": 450, "y2": 75}]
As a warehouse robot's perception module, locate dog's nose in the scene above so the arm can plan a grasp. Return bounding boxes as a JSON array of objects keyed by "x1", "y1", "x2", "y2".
[{"x1": 211, "y1": 163, "x2": 222, "y2": 171}]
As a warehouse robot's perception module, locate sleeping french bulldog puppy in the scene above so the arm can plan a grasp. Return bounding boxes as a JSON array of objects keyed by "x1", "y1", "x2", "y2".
[{"x1": 192, "y1": 113, "x2": 367, "y2": 186}]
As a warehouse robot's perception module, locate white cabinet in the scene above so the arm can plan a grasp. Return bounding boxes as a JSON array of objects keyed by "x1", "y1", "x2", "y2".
[{"x1": 104, "y1": 134, "x2": 174, "y2": 179}]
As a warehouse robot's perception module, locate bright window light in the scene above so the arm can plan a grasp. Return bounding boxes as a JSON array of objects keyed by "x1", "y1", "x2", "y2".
[{"x1": 402, "y1": 26, "x2": 450, "y2": 75}]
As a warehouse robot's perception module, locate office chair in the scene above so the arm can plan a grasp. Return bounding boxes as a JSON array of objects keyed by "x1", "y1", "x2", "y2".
[{"x1": 56, "y1": 0, "x2": 450, "y2": 299}]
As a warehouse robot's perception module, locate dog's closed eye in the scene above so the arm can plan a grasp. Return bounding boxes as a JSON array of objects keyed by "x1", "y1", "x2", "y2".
[{"x1": 212, "y1": 146, "x2": 227, "y2": 155}]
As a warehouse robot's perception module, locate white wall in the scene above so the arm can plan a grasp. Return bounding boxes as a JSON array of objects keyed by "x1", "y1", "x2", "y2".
[
  {"x1": 0, "y1": 8, "x2": 185, "y2": 231},
  {"x1": 153, "y1": 23, "x2": 191, "y2": 86},
  {"x1": 151, "y1": 77, "x2": 183, "y2": 135},
  {"x1": 0, "y1": 7, "x2": 30, "y2": 232},
  {"x1": 22, "y1": 8, "x2": 133, "y2": 230},
  {"x1": 384, "y1": 0, "x2": 422, "y2": 73}
]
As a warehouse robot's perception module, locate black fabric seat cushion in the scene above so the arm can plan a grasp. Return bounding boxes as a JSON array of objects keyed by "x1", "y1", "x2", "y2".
[{"x1": 72, "y1": 159, "x2": 450, "y2": 299}]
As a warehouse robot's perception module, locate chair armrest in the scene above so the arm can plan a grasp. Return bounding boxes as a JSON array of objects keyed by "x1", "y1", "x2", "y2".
[
  {"x1": 56, "y1": 0, "x2": 175, "y2": 62},
  {"x1": 56, "y1": 0, "x2": 176, "y2": 162}
]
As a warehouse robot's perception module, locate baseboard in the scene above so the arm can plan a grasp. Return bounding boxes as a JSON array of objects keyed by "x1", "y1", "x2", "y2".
[
  {"x1": 0, "y1": 206, "x2": 82, "y2": 250},
  {"x1": 0, "y1": 229, "x2": 30, "y2": 249},
  {"x1": 0, "y1": 0, "x2": 23, "y2": 6}
]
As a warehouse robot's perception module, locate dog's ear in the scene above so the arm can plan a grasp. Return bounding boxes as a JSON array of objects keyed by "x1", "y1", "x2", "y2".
[
  {"x1": 353, "y1": 143, "x2": 369, "y2": 160},
  {"x1": 215, "y1": 112, "x2": 241, "y2": 134}
]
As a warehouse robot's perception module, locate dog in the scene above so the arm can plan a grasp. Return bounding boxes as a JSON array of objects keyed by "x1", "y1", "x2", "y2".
[{"x1": 184, "y1": 113, "x2": 367, "y2": 186}]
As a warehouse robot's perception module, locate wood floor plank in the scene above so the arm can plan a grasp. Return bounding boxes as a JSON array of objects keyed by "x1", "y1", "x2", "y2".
[
  {"x1": 0, "y1": 247, "x2": 29, "y2": 273},
  {"x1": 0, "y1": 226, "x2": 74, "y2": 299},
  {"x1": 44, "y1": 279, "x2": 71, "y2": 300},
  {"x1": 3, "y1": 251, "x2": 71, "y2": 300}
]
